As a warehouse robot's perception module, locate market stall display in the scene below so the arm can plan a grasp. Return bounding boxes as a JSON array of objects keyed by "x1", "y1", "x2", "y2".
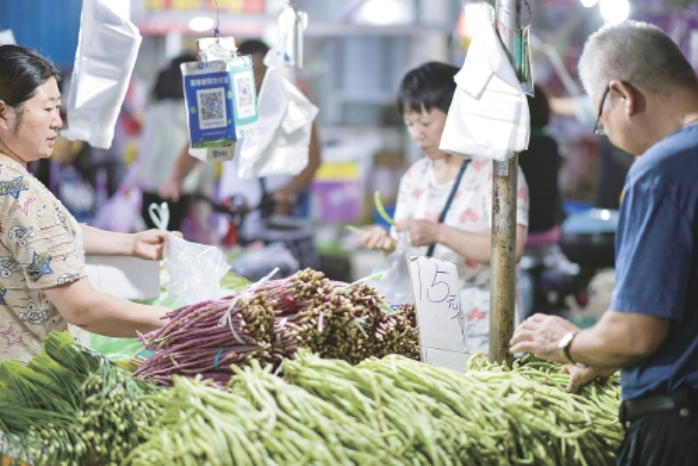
[
  {"x1": 134, "y1": 268, "x2": 420, "y2": 386},
  {"x1": 127, "y1": 350, "x2": 622, "y2": 465},
  {"x1": 285, "y1": 351, "x2": 622, "y2": 466},
  {"x1": 1, "y1": 330, "x2": 622, "y2": 465}
]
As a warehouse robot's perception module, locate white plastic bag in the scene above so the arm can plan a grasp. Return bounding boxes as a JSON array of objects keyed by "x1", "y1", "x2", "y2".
[
  {"x1": 439, "y1": 6, "x2": 530, "y2": 161},
  {"x1": 148, "y1": 202, "x2": 230, "y2": 305},
  {"x1": 163, "y1": 233, "x2": 230, "y2": 305},
  {"x1": 62, "y1": 0, "x2": 142, "y2": 149},
  {"x1": 93, "y1": 190, "x2": 145, "y2": 233},
  {"x1": 237, "y1": 64, "x2": 318, "y2": 179},
  {"x1": 365, "y1": 232, "x2": 416, "y2": 304}
]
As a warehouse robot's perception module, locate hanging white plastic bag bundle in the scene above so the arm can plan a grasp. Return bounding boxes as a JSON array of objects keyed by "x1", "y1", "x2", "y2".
[
  {"x1": 61, "y1": 0, "x2": 141, "y2": 149},
  {"x1": 149, "y1": 202, "x2": 230, "y2": 305},
  {"x1": 180, "y1": 37, "x2": 259, "y2": 163},
  {"x1": 278, "y1": 3, "x2": 308, "y2": 68},
  {"x1": 237, "y1": 61, "x2": 319, "y2": 179},
  {"x1": 438, "y1": 3, "x2": 530, "y2": 161},
  {"x1": 364, "y1": 232, "x2": 417, "y2": 305}
]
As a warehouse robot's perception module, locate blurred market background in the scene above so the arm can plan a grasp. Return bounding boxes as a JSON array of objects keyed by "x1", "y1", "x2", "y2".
[{"x1": 2, "y1": 0, "x2": 697, "y2": 324}]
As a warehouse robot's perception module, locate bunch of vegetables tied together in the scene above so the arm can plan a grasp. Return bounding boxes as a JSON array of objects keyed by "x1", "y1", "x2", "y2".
[
  {"x1": 134, "y1": 268, "x2": 420, "y2": 386},
  {"x1": 0, "y1": 332, "x2": 163, "y2": 466},
  {"x1": 127, "y1": 350, "x2": 623, "y2": 466}
]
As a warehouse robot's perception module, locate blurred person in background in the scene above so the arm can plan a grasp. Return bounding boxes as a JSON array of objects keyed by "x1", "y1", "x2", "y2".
[
  {"x1": 89, "y1": 80, "x2": 142, "y2": 204},
  {"x1": 120, "y1": 53, "x2": 216, "y2": 241},
  {"x1": 360, "y1": 62, "x2": 529, "y2": 355},
  {"x1": 518, "y1": 84, "x2": 564, "y2": 246},
  {"x1": 549, "y1": 91, "x2": 634, "y2": 209},
  {"x1": 159, "y1": 39, "x2": 322, "y2": 268}
]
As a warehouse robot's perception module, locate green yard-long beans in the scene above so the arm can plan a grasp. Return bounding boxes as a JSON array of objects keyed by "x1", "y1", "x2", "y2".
[
  {"x1": 129, "y1": 350, "x2": 622, "y2": 466},
  {"x1": 1, "y1": 312, "x2": 624, "y2": 465},
  {"x1": 284, "y1": 350, "x2": 623, "y2": 466}
]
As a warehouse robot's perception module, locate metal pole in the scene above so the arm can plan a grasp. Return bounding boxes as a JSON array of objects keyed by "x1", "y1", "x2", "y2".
[{"x1": 489, "y1": 0, "x2": 522, "y2": 365}]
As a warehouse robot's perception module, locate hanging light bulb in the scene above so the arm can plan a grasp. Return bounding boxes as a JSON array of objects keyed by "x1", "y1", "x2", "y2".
[
  {"x1": 600, "y1": 0, "x2": 630, "y2": 23},
  {"x1": 189, "y1": 17, "x2": 215, "y2": 32},
  {"x1": 581, "y1": 0, "x2": 599, "y2": 7}
]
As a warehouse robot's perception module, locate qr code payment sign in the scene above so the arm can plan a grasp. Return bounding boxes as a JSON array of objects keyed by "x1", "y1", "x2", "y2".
[
  {"x1": 196, "y1": 87, "x2": 227, "y2": 129},
  {"x1": 234, "y1": 71, "x2": 256, "y2": 119}
]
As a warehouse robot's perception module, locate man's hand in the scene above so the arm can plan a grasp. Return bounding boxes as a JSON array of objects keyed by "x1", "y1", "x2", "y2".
[
  {"x1": 131, "y1": 230, "x2": 168, "y2": 261},
  {"x1": 158, "y1": 179, "x2": 183, "y2": 202},
  {"x1": 561, "y1": 364, "x2": 618, "y2": 394},
  {"x1": 361, "y1": 226, "x2": 395, "y2": 253},
  {"x1": 395, "y1": 219, "x2": 441, "y2": 247},
  {"x1": 509, "y1": 313, "x2": 581, "y2": 363}
]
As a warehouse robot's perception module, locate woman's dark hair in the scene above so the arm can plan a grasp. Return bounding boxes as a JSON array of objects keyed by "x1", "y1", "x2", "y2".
[
  {"x1": 396, "y1": 61, "x2": 459, "y2": 115},
  {"x1": 0, "y1": 45, "x2": 60, "y2": 121},
  {"x1": 152, "y1": 53, "x2": 197, "y2": 101},
  {"x1": 528, "y1": 84, "x2": 551, "y2": 129},
  {"x1": 237, "y1": 39, "x2": 270, "y2": 57}
]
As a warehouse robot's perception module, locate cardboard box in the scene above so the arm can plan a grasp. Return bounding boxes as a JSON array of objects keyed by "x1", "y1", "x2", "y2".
[{"x1": 84, "y1": 256, "x2": 160, "y2": 301}]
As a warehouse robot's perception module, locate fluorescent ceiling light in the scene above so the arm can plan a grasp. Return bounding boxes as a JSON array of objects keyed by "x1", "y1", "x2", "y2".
[
  {"x1": 189, "y1": 17, "x2": 215, "y2": 32},
  {"x1": 600, "y1": 0, "x2": 630, "y2": 23},
  {"x1": 356, "y1": 0, "x2": 411, "y2": 26}
]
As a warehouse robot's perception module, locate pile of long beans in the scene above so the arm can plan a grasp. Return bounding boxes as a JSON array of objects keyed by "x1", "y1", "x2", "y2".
[
  {"x1": 126, "y1": 362, "x2": 403, "y2": 465},
  {"x1": 134, "y1": 268, "x2": 420, "y2": 385},
  {"x1": 127, "y1": 349, "x2": 622, "y2": 466},
  {"x1": 260, "y1": 268, "x2": 420, "y2": 365},
  {"x1": 283, "y1": 350, "x2": 507, "y2": 465},
  {"x1": 134, "y1": 294, "x2": 275, "y2": 386},
  {"x1": 283, "y1": 350, "x2": 623, "y2": 466},
  {"x1": 124, "y1": 375, "x2": 268, "y2": 466}
]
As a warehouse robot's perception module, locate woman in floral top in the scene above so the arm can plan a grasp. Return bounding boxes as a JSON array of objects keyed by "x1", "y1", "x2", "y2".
[
  {"x1": 361, "y1": 62, "x2": 529, "y2": 355},
  {"x1": 0, "y1": 46, "x2": 171, "y2": 364}
]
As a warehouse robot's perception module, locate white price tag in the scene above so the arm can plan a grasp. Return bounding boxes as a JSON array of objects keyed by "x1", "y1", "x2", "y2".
[{"x1": 407, "y1": 255, "x2": 470, "y2": 372}]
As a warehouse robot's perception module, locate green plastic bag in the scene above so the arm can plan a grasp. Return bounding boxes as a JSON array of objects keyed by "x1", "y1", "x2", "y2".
[{"x1": 89, "y1": 334, "x2": 148, "y2": 362}]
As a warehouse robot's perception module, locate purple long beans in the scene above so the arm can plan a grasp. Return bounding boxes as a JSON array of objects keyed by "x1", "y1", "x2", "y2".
[{"x1": 133, "y1": 269, "x2": 420, "y2": 387}]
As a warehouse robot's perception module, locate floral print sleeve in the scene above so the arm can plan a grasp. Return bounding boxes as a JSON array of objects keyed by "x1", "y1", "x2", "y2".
[{"x1": 0, "y1": 162, "x2": 86, "y2": 363}]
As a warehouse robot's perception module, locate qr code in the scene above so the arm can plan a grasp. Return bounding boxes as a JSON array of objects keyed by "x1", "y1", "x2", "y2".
[
  {"x1": 234, "y1": 71, "x2": 256, "y2": 119},
  {"x1": 196, "y1": 87, "x2": 227, "y2": 129}
]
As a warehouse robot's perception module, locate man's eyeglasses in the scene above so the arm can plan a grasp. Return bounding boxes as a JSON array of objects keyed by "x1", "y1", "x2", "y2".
[
  {"x1": 593, "y1": 85, "x2": 611, "y2": 136},
  {"x1": 594, "y1": 81, "x2": 630, "y2": 136}
]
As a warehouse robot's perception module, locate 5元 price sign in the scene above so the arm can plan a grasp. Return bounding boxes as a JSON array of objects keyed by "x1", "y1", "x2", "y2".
[{"x1": 408, "y1": 256, "x2": 470, "y2": 372}]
